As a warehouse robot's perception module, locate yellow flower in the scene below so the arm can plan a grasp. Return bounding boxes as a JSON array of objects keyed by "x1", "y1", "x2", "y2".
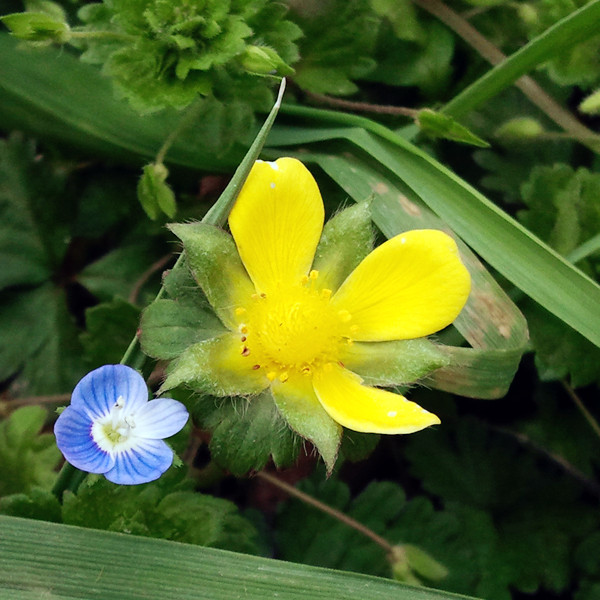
[{"x1": 165, "y1": 158, "x2": 471, "y2": 467}]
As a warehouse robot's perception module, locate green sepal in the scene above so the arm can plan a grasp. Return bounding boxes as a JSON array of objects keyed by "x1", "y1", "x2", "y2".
[
  {"x1": 271, "y1": 378, "x2": 342, "y2": 473},
  {"x1": 390, "y1": 544, "x2": 449, "y2": 584},
  {"x1": 169, "y1": 222, "x2": 254, "y2": 330},
  {"x1": 195, "y1": 391, "x2": 300, "y2": 476},
  {"x1": 312, "y1": 201, "x2": 374, "y2": 292},
  {"x1": 416, "y1": 109, "x2": 490, "y2": 148},
  {"x1": 140, "y1": 299, "x2": 225, "y2": 361},
  {"x1": 240, "y1": 45, "x2": 294, "y2": 76},
  {"x1": 161, "y1": 335, "x2": 267, "y2": 396},
  {"x1": 341, "y1": 339, "x2": 449, "y2": 386},
  {"x1": 1, "y1": 12, "x2": 71, "y2": 44},
  {"x1": 137, "y1": 163, "x2": 176, "y2": 220}
]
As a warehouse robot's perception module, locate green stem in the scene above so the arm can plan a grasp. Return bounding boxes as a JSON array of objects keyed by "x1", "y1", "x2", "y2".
[
  {"x1": 69, "y1": 30, "x2": 137, "y2": 43},
  {"x1": 52, "y1": 79, "x2": 288, "y2": 501},
  {"x1": 155, "y1": 100, "x2": 204, "y2": 166}
]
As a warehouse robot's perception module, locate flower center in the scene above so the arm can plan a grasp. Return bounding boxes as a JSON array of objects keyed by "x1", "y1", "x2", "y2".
[
  {"x1": 92, "y1": 396, "x2": 137, "y2": 454},
  {"x1": 237, "y1": 271, "x2": 353, "y2": 381}
]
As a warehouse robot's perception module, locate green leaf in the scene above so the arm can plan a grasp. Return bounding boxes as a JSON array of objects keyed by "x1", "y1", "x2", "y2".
[
  {"x1": 62, "y1": 475, "x2": 258, "y2": 553},
  {"x1": 368, "y1": 20, "x2": 454, "y2": 97},
  {"x1": 0, "y1": 283, "x2": 86, "y2": 394},
  {"x1": 416, "y1": 110, "x2": 489, "y2": 148},
  {"x1": 195, "y1": 391, "x2": 300, "y2": 476},
  {"x1": 0, "y1": 406, "x2": 61, "y2": 496},
  {"x1": 291, "y1": 0, "x2": 380, "y2": 96},
  {"x1": 81, "y1": 299, "x2": 141, "y2": 368},
  {"x1": 0, "y1": 134, "x2": 68, "y2": 290},
  {"x1": 0, "y1": 514, "x2": 480, "y2": 600},
  {"x1": 78, "y1": 239, "x2": 167, "y2": 302},
  {"x1": 405, "y1": 418, "x2": 599, "y2": 594},
  {"x1": 0, "y1": 487, "x2": 62, "y2": 522}
]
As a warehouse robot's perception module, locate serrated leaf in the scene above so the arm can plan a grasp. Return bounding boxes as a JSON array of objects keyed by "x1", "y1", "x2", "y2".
[
  {"x1": 0, "y1": 406, "x2": 61, "y2": 495},
  {"x1": 0, "y1": 134, "x2": 69, "y2": 290},
  {"x1": 196, "y1": 391, "x2": 300, "y2": 476},
  {"x1": 81, "y1": 299, "x2": 141, "y2": 368},
  {"x1": 62, "y1": 475, "x2": 258, "y2": 553},
  {"x1": 291, "y1": 0, "x2": 380, "y2": 96},
  {"x1": 0, "y1": 487, "x2": 62, "y2": 522}
]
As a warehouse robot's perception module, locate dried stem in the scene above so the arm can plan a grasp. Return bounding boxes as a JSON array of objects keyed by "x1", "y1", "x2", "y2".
[
  {"x1": 492, "y1": 425, "x2": 600, "y2": 498},
  {"x1": 303, "y1": 90, "x2": 419, "y2": 118},
  {"x1": 128, "y1": 254, "x2": 173, "y2": 305},
  {"x1": 256, "y1": 470, "x2": 395, "y2": 554},
  {"x1": 562, "y1": 380, "x2": 600, "y2": 441}
]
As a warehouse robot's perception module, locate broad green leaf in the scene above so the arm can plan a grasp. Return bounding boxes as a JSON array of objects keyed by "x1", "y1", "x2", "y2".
[{"x1": 0, "y1": 514, "x2": 480, "y2": 600}]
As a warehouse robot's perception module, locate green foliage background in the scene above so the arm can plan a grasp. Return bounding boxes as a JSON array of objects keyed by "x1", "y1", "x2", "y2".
[{"x1": 1, "y1": 1, "x2": 600, "y2": 599}]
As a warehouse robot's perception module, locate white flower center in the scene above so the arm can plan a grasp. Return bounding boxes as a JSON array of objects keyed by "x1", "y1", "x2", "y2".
[{"x1": 91, "y1": 396, "x2": 138, "y2": 454}]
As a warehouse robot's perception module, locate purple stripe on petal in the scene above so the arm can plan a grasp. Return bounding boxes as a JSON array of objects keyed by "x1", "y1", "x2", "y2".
[
  {"x1": 54, "y1": 407, "x2": 115, "y2": 474},
  {"x1": 71, "y1": 365, "x2": 147, "y2": 418},
  {"x1": 133, "y1": 398, "x2": 189, "y2": 439},
  {"x1": 104, "y1": 439, "x2": 173, "y2": 485}
]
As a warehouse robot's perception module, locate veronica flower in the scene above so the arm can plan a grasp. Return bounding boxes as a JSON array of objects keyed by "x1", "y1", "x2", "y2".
[
  {"x1": 164, "y1": 158, "x2": 471, "y2": 466},
  {"x1": 54, "y1": 364, "x2": 189, "y2": 485}
]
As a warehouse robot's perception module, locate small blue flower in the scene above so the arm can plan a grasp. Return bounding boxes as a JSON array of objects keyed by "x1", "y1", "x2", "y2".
[{"x1": 54, "y1": 364, "x2": 189, "y2": 485}]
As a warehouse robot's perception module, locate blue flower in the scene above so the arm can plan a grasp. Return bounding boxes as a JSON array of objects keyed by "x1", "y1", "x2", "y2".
[{"x1": 54, "y1": 364, "x2": 189, "y2": 485}]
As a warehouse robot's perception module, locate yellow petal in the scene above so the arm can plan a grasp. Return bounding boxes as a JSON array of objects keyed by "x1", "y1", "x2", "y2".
[
  {"x1": 313, "y1": 363, "x2": 440, "y2": 434},
  {"x1": 228, "y1": 158, "x2": 324, "y2": 293},
  {"x1": 331, "y1": 229, "x2": 470, "y2": 341}
]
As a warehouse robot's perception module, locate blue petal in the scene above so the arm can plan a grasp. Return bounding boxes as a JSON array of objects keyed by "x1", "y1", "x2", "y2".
[
  {"x1": 103, "y1": 438, "x2": 173, "y2": 485},
  {"x1": 133, "y1": 398, "x2": 189, "y2": 439},
  {"x1": 54, "y1": 406, "x2": 115, "y2": 474},
  {"x1": 71, "y1": 365, "x2": 148, "y2": 419}
]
